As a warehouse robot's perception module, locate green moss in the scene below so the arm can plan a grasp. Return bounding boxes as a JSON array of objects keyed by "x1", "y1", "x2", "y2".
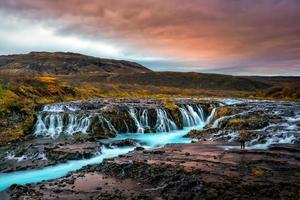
[
  {"x1": 212, "y1": 106, "x2": 234, "y2": 122},
  {"x1": 252, "y1": 168, "x2": 266, "y2": 177}
]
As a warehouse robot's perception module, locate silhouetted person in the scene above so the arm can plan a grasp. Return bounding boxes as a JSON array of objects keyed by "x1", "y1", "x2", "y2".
[{"x1": 239, "y1": 130, "x2": 247, "y2": 150}]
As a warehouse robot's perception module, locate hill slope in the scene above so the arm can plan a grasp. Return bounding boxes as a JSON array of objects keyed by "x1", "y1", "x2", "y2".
[
  {"x1": 0, "y1": 52, "x2": 151, "y2": 74},
  {"x1": 0, "y1": 51, "x2": 299, "y2": 94},
  {"x1": 107, "y1": 72, "x2": 270, "y2": 91}
]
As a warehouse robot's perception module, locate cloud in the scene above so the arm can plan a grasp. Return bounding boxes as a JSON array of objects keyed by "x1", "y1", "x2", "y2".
[{"x1": 0, "y1": 0, "x2": 299, "y2": 75}]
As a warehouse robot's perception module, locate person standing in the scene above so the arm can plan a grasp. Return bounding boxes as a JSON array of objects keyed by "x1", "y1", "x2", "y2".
[{"x1": 239, "y1": 130, "x2": 247, "y2": 150}]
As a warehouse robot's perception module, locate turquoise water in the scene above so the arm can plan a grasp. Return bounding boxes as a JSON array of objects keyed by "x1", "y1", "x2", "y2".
[
  {"x1": 0, "y1": 126, "x2": 199, "y2": 191},
  {"x1": 113, "y1": 126, "x2": 196, "y2": 148}
]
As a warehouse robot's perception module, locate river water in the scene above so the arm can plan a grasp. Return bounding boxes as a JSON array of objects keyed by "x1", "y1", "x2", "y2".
[{"x1": 0, "y1": 126, "x2": 201, "y2": 191}]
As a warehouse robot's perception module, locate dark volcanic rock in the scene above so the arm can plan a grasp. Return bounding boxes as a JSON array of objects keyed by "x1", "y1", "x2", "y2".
[
  {"x1": 7, "y1": 142, "x2": 300, "y2": 199},
  {"x1": 0, "y1": 139, "x2": 101, "y2": 172},
  {"x1": 45, "y1": 142, "x2": 100, "y2": 162},
  {"x1": 108, "y1": 139, "x2": 138, "y2": 148},
  {"x1": 96, "y1": 142, "x2": 300, "y2": 200}
]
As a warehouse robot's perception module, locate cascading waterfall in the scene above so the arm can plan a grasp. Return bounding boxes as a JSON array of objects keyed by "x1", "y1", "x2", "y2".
[
  {"x1": 179, "y1": 104, "x2": 208, "y2": 127},
  {"x1": 155, "y1": 108, "x2": 177, "y2": 132},
  {"x1": 34, "y1": 113, "x2": 92, "y2": 138},
  {"x1": 206, "y1": 107, "x2": 216, "y2": 124},
  {"x1": 33, "y1": 102, "x2": 215, "y2": 138},
  {"x1": 99, "y1": 116, "x2": 118, "y2": 134},
  {"x1": 128, "y1": 108, "x2": 147, "y2": 133},
  {"x1": 140, "y1": 109, "x2": 149, "y2": 128},
  {"x1": 196, "y1": 106, "x2": 205, "y2": 122},
  {"x1": 65, "y1": 114, "x2": 91, "y2": 135},
  {"x1": 187, "y1": 105, "x2": 202, "y2": 125}
]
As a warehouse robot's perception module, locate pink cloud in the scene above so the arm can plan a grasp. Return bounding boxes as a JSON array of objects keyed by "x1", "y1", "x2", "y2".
[{"x1": 1, "y1": 0, "x2": 300, "y2": 75}]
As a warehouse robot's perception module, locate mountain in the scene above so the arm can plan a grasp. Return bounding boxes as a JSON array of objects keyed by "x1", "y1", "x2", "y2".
[{"x1": 0, "y1": 52, "x2": 151, "y2": 74}]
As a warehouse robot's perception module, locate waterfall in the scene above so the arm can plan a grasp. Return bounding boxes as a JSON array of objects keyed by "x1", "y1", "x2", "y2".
[
  {"x1": 100, "y1": 116, "x2": 118, "y2": 134},
  {"x1": 33, "y1": 101, "x2": 216, "y2": 138},
  {"x1": 34, "y1": 114, "x2": 48, "y2": 136},
  {"x1": 179, "y1": 104, "x2": 208, "y2": 127},
  {"x1": 128, "y1": 108, "x2": 145, "y2": 133},
  {"x1": 179, "y1": 107, "x2": 192, "y2": 126},
  {"x1": 155, "y1": 108, "x2": 177, "y2": 132},
  {"x1": 34, "y1": 113, "x2": 92, "y2": 138},
  {"x1": 187, "y1": 105, "x2": 202, "y2": 125},
  {"x1": 64, "y1": 114, "x2": 91, "y2": 135},
  {"x1": 196, "y1": 106, "x2": 205, "y2": 122},
  {"x1": 140, "y1": 109, "x2": 149, "y2": 128},
  {"x1": 34, "y1": 113, "x2": 64, "y2": 137},
  {"x1": 206, "y1": 107, "x2": 216, "y2": 125},
  {"x1": 211, "y1": 114, "x2": 227, "y2": 128}
]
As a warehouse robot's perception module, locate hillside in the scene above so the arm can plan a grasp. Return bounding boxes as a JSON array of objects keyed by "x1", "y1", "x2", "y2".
[
  {"x1": 0, "y1": 52, "x2": 298, "y2": 96},
  {"x1": 0, "y1": 52, "x2": 151, "y2": 74},
  {"x1": 107, "y1": 72, "x2": 270, "y2": 91}
]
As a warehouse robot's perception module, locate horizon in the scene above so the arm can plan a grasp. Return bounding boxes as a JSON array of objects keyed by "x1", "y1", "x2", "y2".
[
  {"x1": 1, "y1": 50, "x2": 300, "y2": 78},
  {"x1": 0, "y1": 0, "x2": 300, "y2": 76}
]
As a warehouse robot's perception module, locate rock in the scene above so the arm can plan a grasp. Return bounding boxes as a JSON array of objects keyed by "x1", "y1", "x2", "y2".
[
  {"x1": 134, "y1": 146, "x2": 145, "y2": 151},
  {"x1": 219, "y1": 111, "x2": 270, "y2": 130},
  {"x1": 108, "y1": 139, "x2": 138, "y2": 147},
  {"x1": 45, "y1": 142, "x2": 99, "y2": 162},
  {"x1": 152, "y1": 150, "x2": 165, "y2": 155},
  {"x1": 186, "y1": 128, "x2": 219, "y2": 139}
]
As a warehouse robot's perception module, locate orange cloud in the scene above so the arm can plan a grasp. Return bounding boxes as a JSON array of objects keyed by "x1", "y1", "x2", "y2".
[{"x1": 1, "y1": 0, "x2": 300, "y2": 75}]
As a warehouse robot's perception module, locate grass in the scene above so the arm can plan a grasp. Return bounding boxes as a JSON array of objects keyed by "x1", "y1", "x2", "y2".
[
  {"x1": 0, "y1": 72, "x2": 299, "y2": 144},
  {"x1": 252, "y1": 168, "x2": 266, "y2": 177}
]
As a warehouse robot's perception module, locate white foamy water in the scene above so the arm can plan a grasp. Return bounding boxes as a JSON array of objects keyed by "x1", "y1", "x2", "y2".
[
  {"x1": 0, "y1": 102, "x2": 211, "y2": 191},
  {"x1": 1, "y1": 98, "x2": 298, "y2": 191}
]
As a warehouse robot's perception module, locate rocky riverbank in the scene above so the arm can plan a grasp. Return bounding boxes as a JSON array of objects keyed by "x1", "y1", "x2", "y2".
[
  {"x1": 1, "y1": 98, "x2": 300, "y2": 199},
  {"x1": 0, "y1": 98, "x2": 216, "y2": 173},
  {"x1": 187, "y1": 100, "x2": 300, "y2": 147},
  {"x1": 0, "y1": 138, "x2": 102, "y2": 173},
  {"x1": 5, "y1": 142, "x2": 300, "y2": 199}
]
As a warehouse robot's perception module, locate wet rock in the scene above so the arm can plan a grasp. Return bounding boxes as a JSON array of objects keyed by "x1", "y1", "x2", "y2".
[
  {"x1": 186, "y1": 128, "x2": 219, "y2": 139},
  {"x1": 134, "y1": 146, "x2": 145, "y2": 151},
  {"x1": 45, "y1": 141, "x2": 100, "y2": 162},
  {"x1": 219, "y1": 111, "x2": 270, "y2": 130},
  {"x1": 211, "y1": 106, "x2": 236, "y2": 122},
  {"x1": 108, "y1": 139, "x2": 138, "y2": 148}
]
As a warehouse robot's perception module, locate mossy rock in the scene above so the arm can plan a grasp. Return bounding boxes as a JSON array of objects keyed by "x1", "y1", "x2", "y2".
[
  {"x1": 212, "y1": 106, "x2": 235, "y2": 122},
  {"x1": 0, "y1": 112, "x2": 36, "y2": 145},
  {"x1": 219, "y1": 111, "x2": 269, "y2": 130},
  {"x1": 186, "y1": 128, "x2": 219, "y2": 139}
]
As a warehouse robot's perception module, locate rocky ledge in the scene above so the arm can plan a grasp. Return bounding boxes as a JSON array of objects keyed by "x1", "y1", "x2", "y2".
[
  {"x1": 5, "y1": 142, "x2": 300, "y2": 200},
  {"x1": 0, "y1": 138, "x2": 101, "y2": 173}
]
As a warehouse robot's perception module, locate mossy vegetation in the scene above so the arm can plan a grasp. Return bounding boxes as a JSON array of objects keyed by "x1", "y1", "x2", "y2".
[
  {"x1": 221, "y1": 112, "x2": 269, "y2": 130},
  {"x1": 212, "y1": 106, "x2": 235, "y2": 122},
  {"x1": 252, "y1": 168, "x2": 266, "y2": 177},
  {"x1": 0, "y1": 71, "x2": 299, "y2": 144}
]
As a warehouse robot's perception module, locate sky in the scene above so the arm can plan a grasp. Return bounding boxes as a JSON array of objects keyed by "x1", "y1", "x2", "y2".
[{"x1": 0, "y1": 0, "x2": 299, "y2": 76}]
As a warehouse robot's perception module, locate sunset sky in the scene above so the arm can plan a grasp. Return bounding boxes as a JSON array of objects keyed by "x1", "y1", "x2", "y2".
[{"x1": 0, "y1": 0, "x2": 299, "y2": 75}]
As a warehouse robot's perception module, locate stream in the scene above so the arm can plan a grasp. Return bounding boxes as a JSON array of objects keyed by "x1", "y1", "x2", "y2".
[{"x1": 0, "y1": 125, "x2": 201, "y2": 191}]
